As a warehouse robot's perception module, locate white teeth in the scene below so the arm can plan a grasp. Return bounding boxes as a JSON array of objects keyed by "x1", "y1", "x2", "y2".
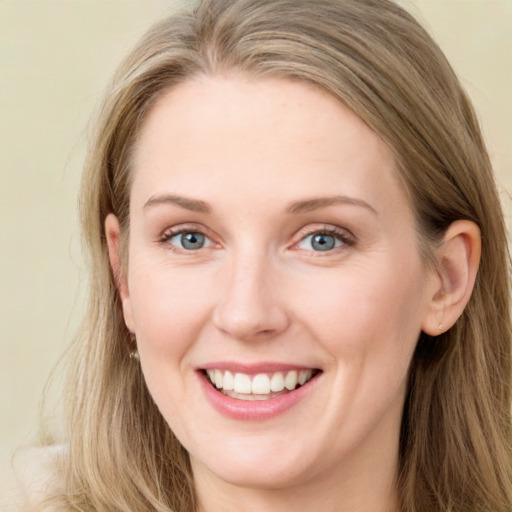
[
  {"x1": 270, "y1": 372, "x2": 285, "y2": 392},
  {"x1": 205, "y1": 368, "x2": 315, "y2": 397},
  {"x1": 214, "y1": 369, "x2": 223, "y2": 389},
  {"x1": 252, "y1": 374, "x2": 271, "y2": 395},
  {"x1": 233, "y1": 373, "x2": 252, "y2": 394},
  {"x1": 284, "y1": 370, "x2": 298, "y2": 391},
  {"x1": 223, "y1": 370, "x2": 234, "y2": 391},
  {"x1": 299, "y1": 369, "x2": 312, "y2": 385}
]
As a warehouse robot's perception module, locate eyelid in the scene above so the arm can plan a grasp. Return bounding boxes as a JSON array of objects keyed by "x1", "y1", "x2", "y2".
[{"x1": 159, "y1": 222, "x2": 205, "y2": 239}]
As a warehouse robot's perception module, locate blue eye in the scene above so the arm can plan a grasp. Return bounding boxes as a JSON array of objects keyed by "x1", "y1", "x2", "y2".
[
  {"x1": 298, "y1": 232, "x2": 344, "y2": 252},
  {"x1": 169, "y1": 231, "x2": 211, "y2": 250}
]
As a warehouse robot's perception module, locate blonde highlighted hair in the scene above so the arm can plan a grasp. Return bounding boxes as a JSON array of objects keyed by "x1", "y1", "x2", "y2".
[{"x1": 41, "y1": 1, "x2": 511, "y2": 510}]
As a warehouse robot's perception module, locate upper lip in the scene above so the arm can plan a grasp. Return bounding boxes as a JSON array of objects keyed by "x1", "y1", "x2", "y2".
[{"x1": 199, "y1": 362, "x2": 321, "y2": 374}]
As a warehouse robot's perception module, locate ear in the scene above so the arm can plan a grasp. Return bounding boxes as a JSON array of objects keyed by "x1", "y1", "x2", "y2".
[
  {"x1": 422, "y1": 220, "x2": 481, "y2": 335},
  {"x1": 105, "y1": 213, "x2": 135, "y2": 332}
]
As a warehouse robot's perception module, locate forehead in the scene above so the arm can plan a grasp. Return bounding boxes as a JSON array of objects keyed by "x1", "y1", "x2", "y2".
[
  {"x1": 135, "y1": 75, "x2": 386, "y2": 164},
  {"x1": 130, "y1": 74, "x2": 409, "y2": 223}
]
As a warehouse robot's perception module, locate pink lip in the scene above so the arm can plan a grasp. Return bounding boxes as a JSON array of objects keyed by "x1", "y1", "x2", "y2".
[{"x1": 197, "y1": 368, "x2": 321, "y2": 421}]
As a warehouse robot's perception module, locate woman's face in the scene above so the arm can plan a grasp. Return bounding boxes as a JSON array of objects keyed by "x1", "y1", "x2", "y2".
[{"x1": 111, "y1": 76, "x2": 438, "y2": 493}]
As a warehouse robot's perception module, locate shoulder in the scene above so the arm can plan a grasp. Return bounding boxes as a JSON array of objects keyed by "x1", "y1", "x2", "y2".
[{"x1": 3, "y1": 444, "x2": 67, "y2": 512}]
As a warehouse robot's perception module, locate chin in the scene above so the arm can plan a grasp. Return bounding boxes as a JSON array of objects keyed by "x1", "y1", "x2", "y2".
[
  {"x1": 200, "y1": 458, "x2": 310, "y2": 490},
  {"x1": 190, "y1": 436, "x2": 318, "y2": 490}
]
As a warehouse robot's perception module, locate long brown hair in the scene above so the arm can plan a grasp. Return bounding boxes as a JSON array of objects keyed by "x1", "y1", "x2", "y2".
[{"x1": 43, "y1": 1, "x2": 512, "y2": 510}]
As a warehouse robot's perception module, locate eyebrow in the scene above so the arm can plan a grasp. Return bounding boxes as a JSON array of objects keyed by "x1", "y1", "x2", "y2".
[
  {"x1": 144, "y1": 194, "x2": 211, "y2": 213},
  {"x1": 286, "y1": 195, "x2": 377, "y2": 215},
  {"x1": 143, "y1": 193, "x2": 376, "y2": 216}
]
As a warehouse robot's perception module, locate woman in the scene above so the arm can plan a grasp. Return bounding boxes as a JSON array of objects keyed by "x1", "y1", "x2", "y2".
[{"x1": 12, "y1": 0, "x2": 512, "y2": 511}]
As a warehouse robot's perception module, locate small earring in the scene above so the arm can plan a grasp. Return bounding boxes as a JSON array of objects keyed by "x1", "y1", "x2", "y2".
[
  {"x1": 128, "y1": 331, "x2": 139, "y2": 361},
  {"x1": 438, "y1": 296, "x2": 446, "y2": 333}
]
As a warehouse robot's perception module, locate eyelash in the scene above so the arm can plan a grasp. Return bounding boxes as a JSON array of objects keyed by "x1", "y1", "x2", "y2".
[
  {"x1": 159, "y1": 225, "x2": 214, "y2": 254},
  {"x1": 292, "y1": 225, "x2": 355, "y2": 254},
  {"x1": 158, "y1": 224, "x2": 355, "y2": 254}
]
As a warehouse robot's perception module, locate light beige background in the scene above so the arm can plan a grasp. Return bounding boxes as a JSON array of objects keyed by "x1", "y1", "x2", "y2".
[{"x1": 1, "y1": 0, "x2": 511, "y2": 486}]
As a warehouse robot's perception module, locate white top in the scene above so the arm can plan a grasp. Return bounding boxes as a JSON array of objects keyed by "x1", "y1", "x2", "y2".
[{"x1": 2, "y1": 445, "x2": 66, "y2": 512}]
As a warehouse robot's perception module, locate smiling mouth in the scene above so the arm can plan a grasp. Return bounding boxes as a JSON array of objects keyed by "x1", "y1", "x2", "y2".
[{"x1": 203, "y1": 368, "x2": 321, "y2": 401}]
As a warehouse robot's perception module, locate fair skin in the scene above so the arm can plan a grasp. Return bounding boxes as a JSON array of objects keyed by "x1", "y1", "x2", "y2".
[{"x1": 106, "y1": 75, "x2": 480, "y2": 512}]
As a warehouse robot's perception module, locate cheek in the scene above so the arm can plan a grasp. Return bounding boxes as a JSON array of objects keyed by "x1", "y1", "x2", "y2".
[
  {"x1": 125, "y1": 262, "x2": 218, "y2": 428},
  {"x1": 299, "y1": 262, "x2": 423, "y2": 330},
  {"x1": 291, "y1": 257, "x2": 426, "y2": 382},
  {"x1": 127, "y1": 261, "x2": 217, "y2": 358}
]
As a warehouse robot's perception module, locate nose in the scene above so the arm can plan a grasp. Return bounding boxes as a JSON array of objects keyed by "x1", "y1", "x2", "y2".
[{"x1": 212, "y1": 249, "x2": 291, "y2": 341}]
